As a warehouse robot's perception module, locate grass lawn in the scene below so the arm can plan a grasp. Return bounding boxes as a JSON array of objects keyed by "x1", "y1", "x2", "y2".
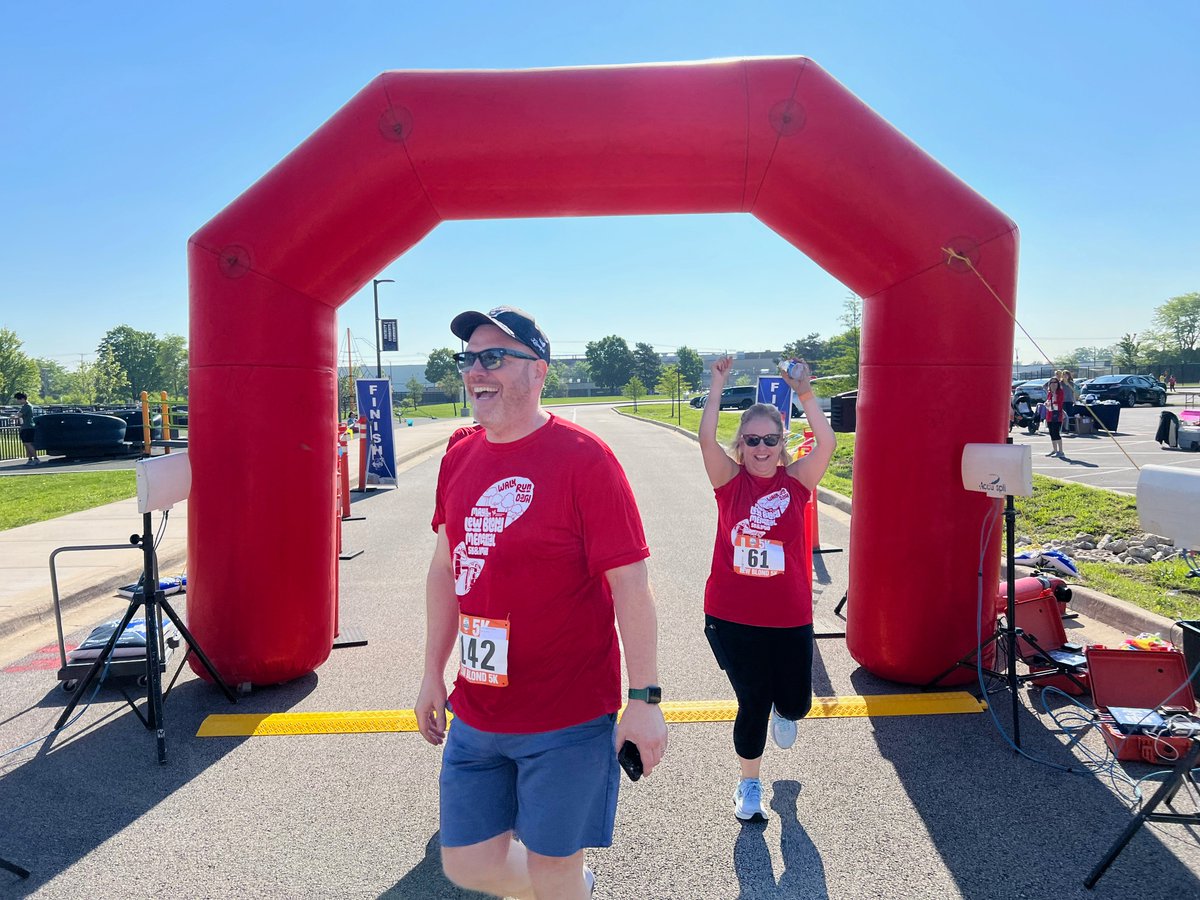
[
  {"x1": 625, "y1": 405, "x2": 1200, "y2": 621},
  {"x1": 0, "y1": 471, "x2": 137, "y2": 531},
  {"x1": 397, "y1": 395, "x2": 634, "y2": 420}
]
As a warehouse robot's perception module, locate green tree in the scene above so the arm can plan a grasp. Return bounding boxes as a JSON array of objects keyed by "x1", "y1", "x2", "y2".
[
  {"x1": 734, "y1": 373, "x2": 753, "y2": 387},
  {"x1": 655, "y1": 364, "x2": 681, "y2": 401},
  {"x1": 437, "y1": 371, "x2": 463, "y2": 415},
  {"x1": 156, "y1": 334, "x2": 188, "y2": 398},
  {"x1": 570, "y1": 359, "x2": 591, "y2": 388},
  {"x1": 0, "y1": 328, "x2": 40, "y2": 402},
  {"x1": 838, "y1": 294, "x2": 862, "y2": 375},
  {"x1": 821, "y1": 330, "x2": 861, "y2": 378},
  {"x1": 98, "y1": 325, "x2": 163, "y2": 396},
  {"x1": 64, "y1": 348, "x2": 130, "y2": 404},
  {"x1": 405, "y1": 375, "x2": 425, "y2": 411},
  {"x1": 781, "y1": 333, "x2": 826, "y2": 366},
  {"x1": 35, "y1": 358, "x2": 71, "y2": 400},
  {"x1": 632, "y1": 342, "x2": 662, "y2": 393},
  {"x1": 1152, "y1": 292, "x2": 1200, "y2": 361},
  {"x1": 543, "y1": 361, "x2": 569, "y2": 398},
  {"x1": 621, "y1": 376, "x2": 646, "y2": 410},
  {"x1": 675, "y1": 345, "x2": 704, "y2": 390},
  {"x1": 1114, "y1": 333, "x2": 1142, "y2": 370},
  {"x1": 425, "y1": 347, "x2": 459, "y2": 384},
  {"x1": 1060, "y1": 346, "x2": 1113, "y2": 372},
  {"x1": 585, "y1": 335, "x2": 635, "y2": 393},
  {"x1": 656, "y1": 364, "x2": 684, "y2": 418}
]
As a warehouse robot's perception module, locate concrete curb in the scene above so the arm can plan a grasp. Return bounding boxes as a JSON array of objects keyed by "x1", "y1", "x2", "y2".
[
  {"x1": 1067, "y1": 583, "x2": 1183, "y2": 646},
  {"x1": 615, "y1": 407, "x2": 1184, "y2": 645}
]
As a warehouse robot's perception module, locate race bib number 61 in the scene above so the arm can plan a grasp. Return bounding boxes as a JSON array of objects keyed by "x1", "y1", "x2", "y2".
[
  {"x1": 733, "y1": 534, "x2": 785, "y2": 577},
  {"x1": 459, "y1": 615, "x2": 510, "y2": 687}
]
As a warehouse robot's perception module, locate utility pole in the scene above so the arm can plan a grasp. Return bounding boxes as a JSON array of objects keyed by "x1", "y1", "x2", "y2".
[{"x1": 372, "y1": 278, "x2": 395, "y2": 378}]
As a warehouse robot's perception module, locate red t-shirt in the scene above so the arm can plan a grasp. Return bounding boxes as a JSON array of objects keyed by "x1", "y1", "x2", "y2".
[
  {"x1": 431, "y1": 414, "x2": 649, "y2": 733},
  {"x1": 703, "y1": 465, "x2": 813, "y2": 628}
]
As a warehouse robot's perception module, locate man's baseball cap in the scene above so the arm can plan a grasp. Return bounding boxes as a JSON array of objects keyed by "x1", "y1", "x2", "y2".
[{"x1": 450, "y1": 306, "x2": 551, "y2": 363}]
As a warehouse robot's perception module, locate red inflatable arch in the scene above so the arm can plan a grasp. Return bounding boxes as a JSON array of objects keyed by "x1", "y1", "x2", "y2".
[{"x1": 188, "y1": 57, "x2": 1017, "y2": 686}]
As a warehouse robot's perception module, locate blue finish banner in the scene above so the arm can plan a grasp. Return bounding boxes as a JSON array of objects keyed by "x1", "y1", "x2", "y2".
[
  {"x1": 757, "y1": 376, "x2": 794, "y2": 431},
  {"x1": 355, "y1": 378, "x2": 397, "y2": 486}
]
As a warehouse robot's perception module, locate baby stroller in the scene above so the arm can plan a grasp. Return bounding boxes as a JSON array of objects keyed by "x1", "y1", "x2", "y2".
[{"x1": 1011, "y1": 395, "x2": 1039, "y2": 434}]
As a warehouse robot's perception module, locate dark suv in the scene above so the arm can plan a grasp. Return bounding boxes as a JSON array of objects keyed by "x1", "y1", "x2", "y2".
[
  {"x1": 1079, "y1": 375, "x2": 1166, "y2": 407},
  {"x1": 700, "y1": 385, "x2": 803, "y2": 418},
  {"x1": 713, "y1": 386, "x2": 757, "y2": 409}
]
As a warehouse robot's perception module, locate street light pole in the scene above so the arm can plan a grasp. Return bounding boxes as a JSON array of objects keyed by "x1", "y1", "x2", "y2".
[{"x1": 373, "y1": 278, "x2": 395, "y2": 378}]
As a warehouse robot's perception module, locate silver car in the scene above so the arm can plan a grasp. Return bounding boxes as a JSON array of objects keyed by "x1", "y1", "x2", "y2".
[{"x1": 1012, "y1": 379, "x2": 1049, "y2": 405}]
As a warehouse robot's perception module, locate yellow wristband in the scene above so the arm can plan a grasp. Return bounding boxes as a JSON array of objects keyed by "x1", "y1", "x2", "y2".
[{"x1": 797, "y1": 391, "x2": 815, "y2": 402}]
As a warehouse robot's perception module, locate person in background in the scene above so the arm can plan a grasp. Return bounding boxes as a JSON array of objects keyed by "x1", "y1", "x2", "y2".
[
  {"x1": 15, "y1": 392, "x2": 37, "y2": 466},
  {"x1": 697, "y1": 355, "x2": 834, "y2": 822},
  {"x1": 1060, "y1": 370, "x2": 1077, "y2": 434},
  {"x1": 1044, "y1": 376, "x2": 1067, "y2": 457},
  {"x1": 1168, "y1": 373, "x2": 1177, "y2": 393}
]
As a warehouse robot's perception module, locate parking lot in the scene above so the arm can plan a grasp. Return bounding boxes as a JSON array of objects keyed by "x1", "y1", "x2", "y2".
[{"x1": 1007, "y1": 402, "x2": 1200, "y2": 494}]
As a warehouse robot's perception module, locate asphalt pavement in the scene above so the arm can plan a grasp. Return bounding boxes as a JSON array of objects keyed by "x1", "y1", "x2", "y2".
[
  {"x1": 1007, "y1": 402, "x2": 1200, "y2": 494},
  {"x1": 0, "y1": 406, "x2": 1197, "y2": 898}
]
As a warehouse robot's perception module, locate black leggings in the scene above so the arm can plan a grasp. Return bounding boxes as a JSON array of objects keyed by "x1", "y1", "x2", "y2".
[
  {"x1": 704, "y1": 614, "x2": 814, "y2": 760},
  {"x1": 1047, "y1": 417, "x2": 1062, "y2": 441}
]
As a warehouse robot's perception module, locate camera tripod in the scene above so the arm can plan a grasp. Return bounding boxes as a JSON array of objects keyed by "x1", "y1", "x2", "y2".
[
  {"x1": 925, "y1": 492, "x2": 1086, "y2": 747},
  {"x1": 53, "y1": 511, "x2": 236, "y2": 763},
  {"x1": 1086, "y1": 736, "x2": 1200, "y2": 888}
]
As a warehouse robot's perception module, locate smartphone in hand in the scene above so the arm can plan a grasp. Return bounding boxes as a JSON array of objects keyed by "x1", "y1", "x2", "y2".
[{"x1": 617, "y1": 740, "x2": 643, "y2": 782}]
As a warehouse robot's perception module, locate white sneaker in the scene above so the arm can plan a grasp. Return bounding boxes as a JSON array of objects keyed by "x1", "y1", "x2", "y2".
[
  {"x1": 584, "y1": 865, "x2": 596, "y2": 895},
  {"x1": 733, "y1": 777, "x2": 768, "y2": 822},
  {"x1": 769, "y1": 705, "x2": 797, "y2": 750}
]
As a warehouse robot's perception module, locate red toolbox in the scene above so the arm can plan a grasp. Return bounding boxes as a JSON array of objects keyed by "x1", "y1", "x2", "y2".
[{"x1": 1087, "y1": 646, "x2": 1198, "y2": 763}]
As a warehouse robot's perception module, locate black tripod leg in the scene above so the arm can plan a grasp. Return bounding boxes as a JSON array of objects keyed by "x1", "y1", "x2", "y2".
[
  {"x1": 833, "y1": 593, "x2": 848, "y2": 617},
  {"x1": 0, "y1": 857, "x2": 30, "y2": 879},
  {"x1": 145, "y1": 591, "x2": 166, "y2": 764},
  {"x1": 159, "y1": 596, "x2": 237, "y2": 704},
  {"x1": 1085, "y1": 739, "x2": 1200, "y2": 888},
  {"x1": 54, "y1": 599, "x2": 141, "y2": 730}
]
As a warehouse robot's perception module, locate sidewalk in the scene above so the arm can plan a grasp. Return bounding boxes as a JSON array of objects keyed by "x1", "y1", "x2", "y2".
[{"x1": 0, "y1": 417, "x2": 465, "y2": 653}]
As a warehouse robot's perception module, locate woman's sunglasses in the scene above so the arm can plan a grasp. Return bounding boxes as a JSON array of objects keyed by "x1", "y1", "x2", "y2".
[
  {"x1": 454, "y1": 348, "x2": 540, "y2": 373},
  {"x1": 741, "y1": 433, "x2": 783, "y2": 447}
]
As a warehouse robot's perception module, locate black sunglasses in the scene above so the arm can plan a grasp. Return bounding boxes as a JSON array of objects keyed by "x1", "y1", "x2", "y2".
[
  {"x1": 741, "y1": 433, "x2": 783, "y2": 447},
  {"x1": 454, "y1": 348, "x2": 540, "y2": 372}
]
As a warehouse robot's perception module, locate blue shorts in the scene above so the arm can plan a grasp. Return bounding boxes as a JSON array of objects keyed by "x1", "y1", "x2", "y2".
[{"x1": 439, "y1": 713, "x2": 620, "y2": 858}]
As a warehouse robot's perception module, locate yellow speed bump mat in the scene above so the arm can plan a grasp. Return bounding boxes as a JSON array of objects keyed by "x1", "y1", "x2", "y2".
[{"x1": 197, "y1": 692, "x2": 985, "y2": 738}]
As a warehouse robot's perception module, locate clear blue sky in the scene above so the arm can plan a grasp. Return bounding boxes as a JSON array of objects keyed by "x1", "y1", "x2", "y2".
[{"x1": 2, "y1": 2, "x2": 1197, "y2": 372}]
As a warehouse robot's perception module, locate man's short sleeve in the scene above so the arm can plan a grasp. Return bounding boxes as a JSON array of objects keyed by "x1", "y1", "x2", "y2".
[
  {"x1": 431, "y1": 452, "x2": 451, "y2": 533},
  {"x1": 574, "y1": 445, "x2": 649, "y2": 577}
]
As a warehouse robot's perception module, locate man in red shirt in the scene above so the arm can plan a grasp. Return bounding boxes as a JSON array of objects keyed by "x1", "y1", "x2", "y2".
[{"x1": 415, "y1": 306, "x2": 668, "y2": 899}]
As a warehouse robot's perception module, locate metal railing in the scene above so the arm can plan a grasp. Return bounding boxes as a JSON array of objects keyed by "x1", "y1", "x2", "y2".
[{"x1": 0, "y1": 424, "x2": 41, "y2": 462}]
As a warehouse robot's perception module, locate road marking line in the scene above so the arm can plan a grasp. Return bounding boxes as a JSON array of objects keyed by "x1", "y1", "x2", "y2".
[{"x1": 196, "y1": 692, "x2": 985, "y2": 737}]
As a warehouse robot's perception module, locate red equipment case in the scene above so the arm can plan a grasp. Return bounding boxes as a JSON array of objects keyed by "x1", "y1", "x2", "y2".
[{"x1": 1087, "y1": 647, "x2": 1198, "y2": 763}]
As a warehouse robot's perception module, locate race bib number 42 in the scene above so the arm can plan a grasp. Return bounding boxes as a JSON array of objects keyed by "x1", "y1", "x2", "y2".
[
  {"x1": 733, "y1": 534, "x2": 785, "y2": 577},
  {"x1": 459, "y1": 615, "x2": 510, "y2": 687}
]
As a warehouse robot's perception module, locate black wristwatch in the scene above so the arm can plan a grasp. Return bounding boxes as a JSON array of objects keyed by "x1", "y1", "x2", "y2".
[{"x1": 628, "y1": 685, "x2": 663, "y2": 704}]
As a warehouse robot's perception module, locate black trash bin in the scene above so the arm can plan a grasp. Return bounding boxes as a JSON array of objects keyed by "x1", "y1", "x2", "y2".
[
  {"x1": 830, "y1": 390, "x2": 858, "y2": 433},
  {"x1": 1179, "y1": 621, "x2": 1200, "y2": 700},
  {"x1": 1082, "y1": 402, "x2": 1121, "y2": 432}
]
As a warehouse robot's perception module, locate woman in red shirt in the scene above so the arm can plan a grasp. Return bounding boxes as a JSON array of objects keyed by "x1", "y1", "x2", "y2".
[
  {"x1": 698, "y1": 355, "x2": 835, "y2": 822},
  {"x1": 1045, "y1": 375, "x2": 1066, "y2": 457}
]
